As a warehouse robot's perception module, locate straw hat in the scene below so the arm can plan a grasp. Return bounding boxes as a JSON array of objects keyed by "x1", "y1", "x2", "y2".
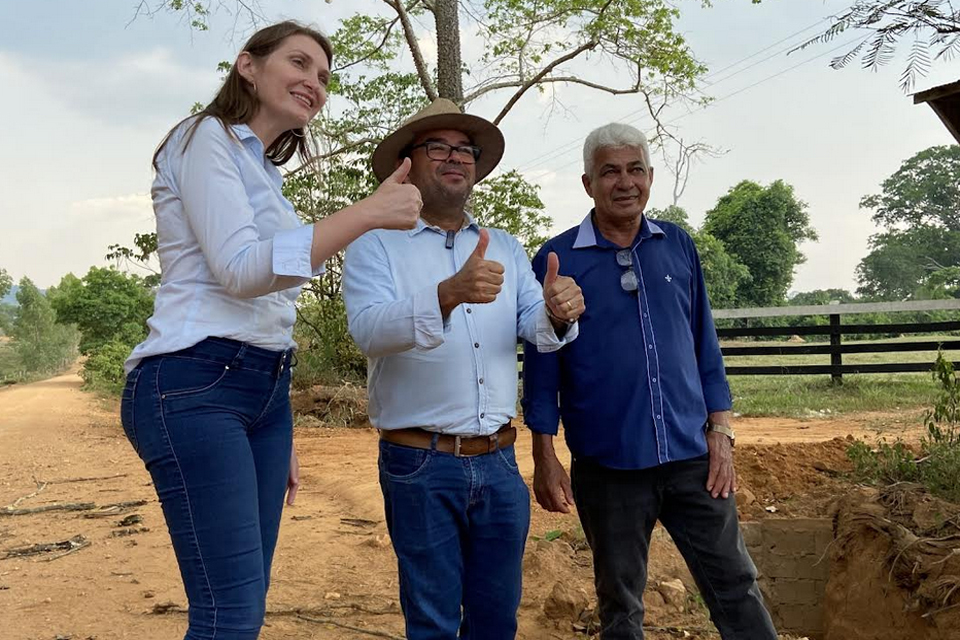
[{"x1": 372, "y1": 98, "x2": 505, "y2": 183}]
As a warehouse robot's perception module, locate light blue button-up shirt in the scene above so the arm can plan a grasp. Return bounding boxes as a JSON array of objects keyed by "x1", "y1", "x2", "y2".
[
  {"x1": 125, "y1": 117, "x2": 322, "y2": 374},
  {"x1": 343, "y1": 218, "x2": 577, "y2": 435}
]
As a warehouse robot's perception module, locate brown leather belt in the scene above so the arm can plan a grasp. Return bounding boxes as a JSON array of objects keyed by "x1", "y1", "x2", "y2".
[{"x1": 379, "y1": 424, "x2": 516, "y2": 458}]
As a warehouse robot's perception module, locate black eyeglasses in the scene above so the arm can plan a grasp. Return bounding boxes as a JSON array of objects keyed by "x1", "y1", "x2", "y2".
[
  {"x1": 617, "y1": 249, "x2": 638, "y2": 292},
  {"x1": 409, "y1": 141, "x2": 482, "y2": 164}
]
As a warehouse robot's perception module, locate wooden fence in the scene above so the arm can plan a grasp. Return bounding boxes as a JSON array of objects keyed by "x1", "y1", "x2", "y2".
[
  {"x1": 714, "y1": 299, "x2": 960, "y2": 382},
  {"x1": 518, "y1": 299, "x2": 960, "y2": 382}
]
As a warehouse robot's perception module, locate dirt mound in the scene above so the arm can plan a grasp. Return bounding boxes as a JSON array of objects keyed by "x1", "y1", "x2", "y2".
[
  {"x1": 736, "y1": 437, "x2": 855, "y2": 519},
  {"x1": 824, "y1": 486, "x2": 960, "y2": 640},
  {"x1": 291, "y1": 383, "x2": 369, "y2": 429}
]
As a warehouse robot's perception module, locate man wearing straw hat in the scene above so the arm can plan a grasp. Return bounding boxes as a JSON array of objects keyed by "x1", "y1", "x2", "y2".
[{"x1": 342, "y1": 98, "x2": 585, "y2": 639}]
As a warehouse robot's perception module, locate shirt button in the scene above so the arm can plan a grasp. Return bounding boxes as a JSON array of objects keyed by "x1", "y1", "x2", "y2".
[
  {"x1": 474, "y1": 343, "x2": 480, "y2": 348},
  {"x1": 643, "y1": 313, "x2": 648, "y2": 317},
  {"x1": 648, "y1": 344, "x2": 653, "y2": 349},
  {"x1": 479, "y1": 378, "x2": 484, "y2": 384},
  {"x1": 652, "y1": 377, "x2": 657, "y2": 382},
  {"x1": 656, "y1": 415, "x2": 662, "y2": 420},
  {"x1": 466, "y1": 308, "x2": 472, "y2": 314},
  {"x1": 480, "y1": 412, "x2": 485, "y2": 419}
]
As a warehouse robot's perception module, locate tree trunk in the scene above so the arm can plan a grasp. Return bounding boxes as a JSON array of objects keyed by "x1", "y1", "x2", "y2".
[{"x1": 434, "y1": 0, "x2": 463, "y2": 103}]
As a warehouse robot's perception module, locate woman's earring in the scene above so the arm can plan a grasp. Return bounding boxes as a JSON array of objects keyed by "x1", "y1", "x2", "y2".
[
  {"x1": 252, "y1": 81, "x2": 258, "y2": 95},
  {"x1": 291, "y1": 128, "x2": 305, "y2": 139}
]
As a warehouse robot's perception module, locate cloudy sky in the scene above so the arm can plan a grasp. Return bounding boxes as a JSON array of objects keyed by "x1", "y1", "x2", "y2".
[{"x1": 1, "y1": 0, "x2": 956, "y2": 296}]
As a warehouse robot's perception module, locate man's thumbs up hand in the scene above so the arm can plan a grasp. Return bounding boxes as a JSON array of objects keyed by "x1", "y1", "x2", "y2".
[{"x1": 543, "y1": 251, "x2": 584, "y2": 325}]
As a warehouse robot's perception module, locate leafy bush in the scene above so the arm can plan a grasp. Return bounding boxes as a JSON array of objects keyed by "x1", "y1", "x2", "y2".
[
  {"x1": 847, "y1": 352, "x2": 960, "y2": 502},
  {"x1": 292, "y1": 296, "x2": 366, "y2": 388},
  {"x1": 81, "y1": 339, "x2": 134, "y2": 394}
]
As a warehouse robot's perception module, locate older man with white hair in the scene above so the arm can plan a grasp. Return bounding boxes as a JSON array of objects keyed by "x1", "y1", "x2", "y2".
[{"x1": 521, "y1": 122, "x2": 777, "y2": 639}]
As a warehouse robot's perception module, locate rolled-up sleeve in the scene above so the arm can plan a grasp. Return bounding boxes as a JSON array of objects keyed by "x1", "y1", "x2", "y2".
[
  {"x1": 343, "y1": 232, "x2": 445, "y2": 358},
  {"x1": 511, "y1": 234, "x2": 578, "y2": 352},
  {"x1": 172, "y1": 119, "x2": 314, "y2": 298},
  {"x1": 274, "y1": 224, "x2": 324, "y2": 278}
]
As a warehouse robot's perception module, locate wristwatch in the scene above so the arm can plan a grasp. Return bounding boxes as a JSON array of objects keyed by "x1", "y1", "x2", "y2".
[{"x1": 706, "y1": 422, "x2": 736, "y2": 447}]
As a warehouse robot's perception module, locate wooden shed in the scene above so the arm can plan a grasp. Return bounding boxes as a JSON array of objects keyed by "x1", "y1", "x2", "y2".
[{"x1": 914, "y1": 79, "x2": 960, "y2": 143}]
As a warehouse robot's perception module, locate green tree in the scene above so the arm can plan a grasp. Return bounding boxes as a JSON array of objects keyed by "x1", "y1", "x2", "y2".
[
  {"x1": 788, "y1": 289, "x2": 857, "y2": 306},
  {"x1": 856, "y1": 146, "x2": 960, "y2": 300},
  {"x1": 471, "y1": 170, "x2": 552, "y2": 258},
  {"x1": 862, "y1": 146, "x2": 960, "y2": 232},
  {"x1": 693, "y1": 231, "x2": 752, "y2": 310},
  {"x1": 647, "y1": 205, "x2": 694, "y2": 233},
  {"x1": 11, "y1": 278, "x2": 79, "y2": 374},
  {"x1": 48, "y1": 267, "x2": 154, "y2": 355},
  {"x1": 0, "y1": 268, "x2": 12, "y2": 300},
  {"x1": 702, "y1": 180, "x2": 817, "y2": 308}
]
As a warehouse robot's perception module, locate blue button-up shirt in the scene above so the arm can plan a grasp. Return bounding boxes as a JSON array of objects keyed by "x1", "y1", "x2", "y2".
[
  {"x1": 343, "y1": 218, "x2": 577, "y2": 435},
  {"x1": 521, "y1": 212, "x2": 730, "y2": 469},
  {"x1": 126, "y1": 117, "x2": 321, "y2": 374}
]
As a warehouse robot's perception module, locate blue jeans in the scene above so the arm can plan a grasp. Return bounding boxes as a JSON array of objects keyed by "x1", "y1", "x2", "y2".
[
  {"x1": 378, "y1": 438, "x2": 531, "y2": 640},
  {"x1": 571, "y1": 455, "x2": 777, "y2": 640},
  {"x1": 120, "y1": 337, "x2": 294, "y2": 640}
]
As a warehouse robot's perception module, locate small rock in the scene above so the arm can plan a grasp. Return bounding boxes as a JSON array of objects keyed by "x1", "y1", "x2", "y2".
[
  {"x1": 324, "y1": 592, "x2": 341, "y2": 600},
  {"x1": 143, "y1": 591, "x2": 155, "y2": 599},
  {"x1": 736, "y1": 487, "x2": 756, "y2": 507},
  {"x1": 117, "y1": 514, "x2": 143, "y2": 527},
  {"x1": 363, "y1": 534, "x2": 391, "y2": 548},
  {"x1": 657, "y1": 579, "x2": 686, "y2": 610},
  {"x1": 543, "y1": 581, "x2": 590, "y2": 621},
  {"x1": 764, "y1": 505, "x2": 778, "y2": 513}
]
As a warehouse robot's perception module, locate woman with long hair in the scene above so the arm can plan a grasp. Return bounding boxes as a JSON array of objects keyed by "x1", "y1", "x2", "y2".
[{"x1": 120, "y1": 21, "x2": 421, "y2": 639}]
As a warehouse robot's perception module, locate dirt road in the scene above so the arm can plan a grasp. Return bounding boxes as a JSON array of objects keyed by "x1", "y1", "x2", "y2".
[{"x1": 0, "y1": 371, "x2": 923, "y2": 640}]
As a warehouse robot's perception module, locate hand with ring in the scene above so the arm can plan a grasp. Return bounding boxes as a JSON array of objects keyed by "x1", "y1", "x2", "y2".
[{"x1": 542, "y1": 251, "x2": 584, "y2": 325}]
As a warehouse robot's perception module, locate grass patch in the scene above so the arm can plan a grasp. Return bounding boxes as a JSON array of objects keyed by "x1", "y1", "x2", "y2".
[
  {"x1": 730, "y1": 374, "x2": 938, "y2": 417},
  {"x1": 724, "y1": 334, "x2": 953, "y2": 417}
]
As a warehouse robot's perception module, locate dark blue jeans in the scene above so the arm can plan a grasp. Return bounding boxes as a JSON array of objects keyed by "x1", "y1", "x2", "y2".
[
  {"x1": 121, "y1": 338, "x2": 294, "y2": 640},
  {"x1": 571, "y1": 455, "x2": 777, "y2": 640},
  {"x1": 378, "y1": 438, "x2": 531, "y2": 640}
]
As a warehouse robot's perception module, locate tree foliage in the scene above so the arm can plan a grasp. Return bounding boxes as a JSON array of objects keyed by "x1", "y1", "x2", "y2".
[
  {"x1": 861, "y1": 145, "x2": 960, "y2": 232},
  {"x1": 10, "y1": 278, "x2": 79, "y2": 375},
  {"x1": 0, "y1": 268, "x2": 12, "y2": 301},
  {"x1": 703, "y1": 180, "x2": 817, "y2": 308},
  {"x1": 856, "y1": 146, "x2": 960, "y2": 300},
  {"x1": 795, "y1": 0, "x2": 960, "y2": 91},
  {"x1": 48, "y1": 268, "x2": 155, "y2": 355}
]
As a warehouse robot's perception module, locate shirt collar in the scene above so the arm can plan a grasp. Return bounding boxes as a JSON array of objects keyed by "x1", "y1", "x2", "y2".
[
  {"x1": 572, "y1": 209, "x2": 665, "y2": 249},
  {"x1": 408, "y1": 211, "x2": 479, "y2": 237}
]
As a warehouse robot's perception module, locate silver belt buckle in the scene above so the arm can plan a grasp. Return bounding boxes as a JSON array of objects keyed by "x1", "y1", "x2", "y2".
[{"x1": 453, "y1": 435, "x2": 463, "y2": 457}]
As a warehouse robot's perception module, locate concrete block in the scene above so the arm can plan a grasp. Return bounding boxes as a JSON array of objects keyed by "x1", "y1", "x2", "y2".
[{"x1": 741, "y1": 521, "x2": 763, "y2": 550}]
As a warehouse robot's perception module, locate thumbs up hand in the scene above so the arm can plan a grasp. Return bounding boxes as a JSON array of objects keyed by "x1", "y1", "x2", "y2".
[
  {"x1": 363, "y1": 158, "x2": 422, "y2": 230},
  {"x1": 543, "y1": 252, "x2": 584, "y2": 325},
  {"x1": 437, "y1": 229, "x2": 505, "y2": 317}
]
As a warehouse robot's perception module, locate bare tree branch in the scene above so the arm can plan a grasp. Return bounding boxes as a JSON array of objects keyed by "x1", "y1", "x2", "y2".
[
  {"x1": 465, "y1": 75, "x2": 641, "y2": 104},
  {"x1": 384, "y1": 0, "x2": 438, "y2": 101},
  {"x1": 492, "y1": 40, "x2": 599, "y2": 125}
]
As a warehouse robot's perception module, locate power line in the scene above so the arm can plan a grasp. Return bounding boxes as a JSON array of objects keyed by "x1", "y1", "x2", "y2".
[
  {"x1": 513, "y1": 18, "x2": 838, "y2": 175},
  {"x1": 527, "y1": 35, "x2": 863, "y2": 176}
]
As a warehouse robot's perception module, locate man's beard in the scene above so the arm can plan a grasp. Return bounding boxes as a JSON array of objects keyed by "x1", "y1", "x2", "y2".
[{"x1": 421, "y1": 171, "x2": 473, "y2": 211}]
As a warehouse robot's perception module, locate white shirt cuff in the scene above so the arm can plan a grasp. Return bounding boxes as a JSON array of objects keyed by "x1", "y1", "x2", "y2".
[{"x1": 273, "y1": 225, "x2": 323, "y2": 278}]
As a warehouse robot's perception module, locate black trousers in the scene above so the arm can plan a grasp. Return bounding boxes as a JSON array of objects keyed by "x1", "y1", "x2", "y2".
[{"x1": 571, "y1": 455, "x2": 778, "y2": 640}]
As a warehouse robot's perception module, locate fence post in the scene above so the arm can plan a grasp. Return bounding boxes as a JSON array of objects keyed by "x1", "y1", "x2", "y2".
[{"x1": 830, "y1": 313, "x2": 842, "y2": 385}]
